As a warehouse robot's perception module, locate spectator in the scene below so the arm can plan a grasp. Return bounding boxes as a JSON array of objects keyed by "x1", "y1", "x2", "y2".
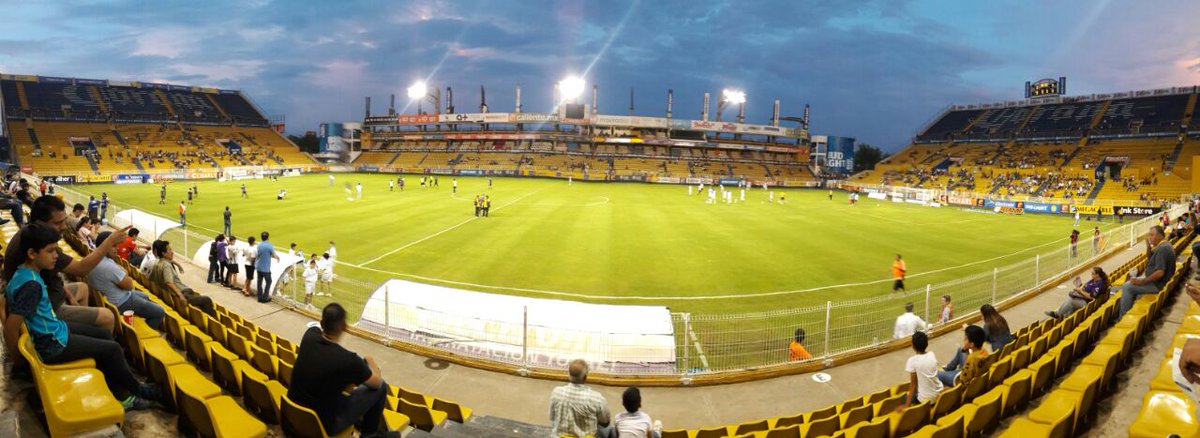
[
  {"x1": 3, "y1": 196, "x2": 119, "y2": 332},
  {"x1": 902, "y1": 331, "x2": 941, "y2": 407},
  {"x1": 893, "y1": 302, "x2": 927, "y2": 340},
  {"x1": 1118, "y1": 225, "x2": 1176, "y2": 318},
  {"x1": 207, "y1": 234, "x2": 225, "y2": 284},
  {"x1": 288, "y1": 303, "x2": 389, "y2": 437},
  {"x1": 76, "y1": 216, "x2": 95, "y2": 249},
  {"x1": 788, "y1": 328, "x2": 812, "y2": 361},
  {"x1": 87, "y1": 231, "x2": 166, "y2": 330},
  {"x1": 938, "y1": 295, "x2": 953, "y2": 324},
  {"x1": 65, "y1": 203, "x2": 85, "y2": 230},
  {"x1": 1, "y1": 223, "x2": 161, "y2": 410},
  {"x1": 1046, "y1": 267, "x2": 1110, "y2": 319},
  {"x1": 146, "y1": 240, "x2": 215, "y2": 316},
  {"x1": 937, "y1": 325, "x2": 988, "y2": 387},
  {"x1": 979, "y1": 304, "x2": 1013, "y2": 352},
  {"x1": 892, "y1": 254, "x2": 907, "y2": 293},
  {"x1": 615, "y1": 387, "x2": 660, "y2": 438},
  {"x1": 116, "y1": 228, "x2": 149, "y2": 266},
  {"x1": 550, "y1": 359, "x2": 613, "y2": 438},
  {"x1": 255, "y1": 231, "x2": 280, "y2": 303}
]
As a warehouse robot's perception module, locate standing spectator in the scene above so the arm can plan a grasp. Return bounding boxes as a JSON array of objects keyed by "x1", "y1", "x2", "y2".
[
  {"x1": 288, "y1": 303, "x2": 389, "y2": 437},
  {"x1": 207, "y1": 234, "x2": 225, "y2": 284},
  {"x1": 87, "y1": 195, "x2": 99, "y2": 221},
  {"x1": 937, "y1": 325, "x2": 988, "y2": 387},
  {"x1": 1069, "y1": 230, "x2": 1080, "y2": 258},
  {"x1": 303, "y1": 258, "x2": 319, "y2": 305},
  {"x1": 100, "y1": 192, "x2": 109, "y2": 222},
  {"x1": 2, "y1": 223, "x2": 161, "y2": 411},
  {"x1": 1046, "y1": 267, "x2": 1110, "y2": 319},
  {"x1": 550, "y1": 359, "x2": 613, "y2": 438},
  {"x1": 1092, "y1": 227, "x2": 1101, "y2": 254},
  {"x1": 146, "y1": 240, "x2": 215, "y2": 316},
  {"x1": 178, "y1": 200, "x2": 187, "y2": 226},
  {"x1": 3, "y1": 196, "x2": 122, "y2": 332},
  {"x1": 87, "y1": 231, "x2": 167, "y2": 330},
  {"x1": 788, "y1": 328, "x2": 811, "y2": 361},
  {"x1": 893, "y1": 302, "x2": 927, "y2": 340},
  {"x1": 1118, "y1": 225, "x2": 1176, "y2": 318},
  {"x1": 224, "y1": 235, "x2": 241, "y2": 289},
  {"x1": 892, "y1": 254, "x2": 907, "y2": 293},
  {"x1": 938, "y1": 295, "x2": 953, "y2": 324},
  {"x1": 979, "y1": 304, "x2": 1013, "y2": 352},
  {"x1": 241, "y1": 236, "x2": 256, "y2": 297},
  {"x1": 223, "y1": 206, "x2": 232, "y2": 236},
  {"x1": 902, "y1": 331, "x2": 941, "y2": 407},
  {"x1": 255, "y1": 231, "x2": 280, "y2": 303},
  {"x1": 615, "y1": 387, "x2": 660, "y2": 438}
]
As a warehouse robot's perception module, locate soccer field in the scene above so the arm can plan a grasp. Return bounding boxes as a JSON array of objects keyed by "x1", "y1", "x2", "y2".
[{"x1": 70, "y1": 173, "x2": 1106, "y2": 318}]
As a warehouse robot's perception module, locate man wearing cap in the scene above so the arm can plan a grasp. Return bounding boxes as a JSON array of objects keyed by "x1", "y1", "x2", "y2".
[{"x1": 87, "y1": 231, "x2": 166, "y2": 330}]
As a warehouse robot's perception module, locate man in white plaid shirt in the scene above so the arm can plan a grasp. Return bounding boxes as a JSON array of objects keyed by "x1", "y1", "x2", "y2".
[{"x1": 550, "y1": 359, "x2": 613, "y2": 438}]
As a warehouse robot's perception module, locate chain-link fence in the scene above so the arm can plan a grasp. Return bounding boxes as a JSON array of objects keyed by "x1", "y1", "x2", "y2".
[{"x1": 51, "y1": 183, "x2": 1181, "y2": 378}]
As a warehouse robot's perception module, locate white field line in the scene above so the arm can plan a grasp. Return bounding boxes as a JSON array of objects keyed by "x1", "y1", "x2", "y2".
[
  {"x1": 357, "y1": 191, "x2": 537, "y2": 266},
  {"x1": 688, "y1": 325, "x2": 711, "y2": 370},
  {"x1": 336, "y1": 231, "x2": 1075, "y2": 301}
]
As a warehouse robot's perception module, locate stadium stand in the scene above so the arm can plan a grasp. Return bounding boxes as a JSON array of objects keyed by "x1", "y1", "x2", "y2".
[{"x1": 1, "y1": 76, "x2": 314, "y2": 176}]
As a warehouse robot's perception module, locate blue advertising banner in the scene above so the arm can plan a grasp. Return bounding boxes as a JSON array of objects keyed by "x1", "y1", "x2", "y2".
[
  {"x1": 114, "y1": 174, "x2": 149, "y2": 184},
  {"x1": 826, "y1": 136, "x2": 856, "y2": 173},
  {"x1": 75, "y1": 78, "x2": 107, "y2": 86},
  {"x1": 1022, "y1": 202, "x2": 1062, "y2": 214},
  {"x1": 358, "y1": 166, "x2": 380, "y2": 172},
  {"x1": 984, "y1": 199, "x2": 1025, "y2": 209},
  {"x1": 718, "y1": 178, "x2": 742, "y2": 185},
  {"x1": 38, "y1": 76, "x2": 71, "y2": 84},
  {"x1": 458, "y1": 170, "x2": 483, "y2": 176}
]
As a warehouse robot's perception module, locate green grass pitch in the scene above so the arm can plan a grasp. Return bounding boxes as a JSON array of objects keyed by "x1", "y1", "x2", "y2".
[{"x1": 71, "y1": 173, "x2": 1107, "y2": 319}]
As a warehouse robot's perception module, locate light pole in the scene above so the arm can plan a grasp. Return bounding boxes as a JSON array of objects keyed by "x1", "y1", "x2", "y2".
[
  {"x1": 406, "y1": 81, "x2": 442, "y2": 115},
  {"x1": 716, "y1": 88, "x2": 746, "y2": 122}
]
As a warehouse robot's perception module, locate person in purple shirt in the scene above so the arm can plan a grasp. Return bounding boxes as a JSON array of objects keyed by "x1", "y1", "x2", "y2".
[{"x1": 1046, "y1": 266, "x2": 1110, "y2": 319}]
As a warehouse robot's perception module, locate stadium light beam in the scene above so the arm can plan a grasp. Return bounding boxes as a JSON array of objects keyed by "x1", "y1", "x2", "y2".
[
  {"x1": 558, "y1": 76, "x2": 586, "y2": 102},
  {"x1": 406, "y1": 81, "x2": 428, "y2": 100},
  {"x1": 722, "y1": 89, "x2": 746, "y2": 105}
]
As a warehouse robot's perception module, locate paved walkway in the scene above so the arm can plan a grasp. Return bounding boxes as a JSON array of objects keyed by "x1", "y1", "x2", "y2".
[{"x1": 185, "y1": 240, "x2": 1151, "y2": 430}]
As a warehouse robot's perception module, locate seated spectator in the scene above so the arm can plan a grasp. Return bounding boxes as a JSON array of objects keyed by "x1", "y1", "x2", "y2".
[
  {"x1": 1118, "y1": 226, "x2": 1176, "y2": 318},
  {"x1": 1046, "y1": 267, "x2": 1110, "y2": 320},
  {"x1": 289, "y1": 303, "x2": 389, "y2": 437},
  {"x1": 788, "y1": 328, "x2": 812, "y2": 361},
  {"x1": 615, "y1": 387, "x2": 660, "y2": 438},
  {"x1": 937, "y1": 325, "x2": 988, "y2": 387},
  {"x1": 902, "y1": 331, "x2": 941, "y2": 407},
  {"x1": 4, "y1": 196, "x2": 118, "y2": 332},
  {"x1": 893, "y1": 302, "x2": 927, "y2": 340},
  {"x1": 116, "y1": 228, "x2": 150, "y2": 266},
  {"x1": 938, "y1": 295, "x2": 953, "y2": 324},
  {"x1": 2, "y1": 223, "x2": 162, "y2": 410},
  {"x1": 76, "y1": 216, "x2": 95, "y2": 249},
  {"x1": 980, "y1": 304, "x2": 1013, "y2": 352},
  {"x1": 550, "y1": 359, "x2": 613, "y2": 438},
  {"x1": 65, "y1": 203, "x2": 85, "y2": 231},
  {"x1": 146, "y1": 240, "x2": 215, "y2": 316},
  {"x1": 87, "y1": 231, "x2": 166, "y2": 330}
]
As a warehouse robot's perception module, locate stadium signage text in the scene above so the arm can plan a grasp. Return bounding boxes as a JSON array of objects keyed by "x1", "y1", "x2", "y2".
[
  {"x1": 398, "y1": 114, "x2": 440, "y2": 124},
  {"x1": 1115, "y1": 206, "x2": 1162, "y2": 216}
]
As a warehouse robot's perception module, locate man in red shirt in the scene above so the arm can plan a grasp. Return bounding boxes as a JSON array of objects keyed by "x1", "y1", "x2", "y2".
[{"x1": 116, "y1": 228, "x2": 148, "y2": 265}]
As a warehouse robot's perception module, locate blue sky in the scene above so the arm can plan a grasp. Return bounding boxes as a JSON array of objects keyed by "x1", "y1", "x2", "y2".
[{"x1": 1, "y1": 0, "x2": 1198, "y2": 151}]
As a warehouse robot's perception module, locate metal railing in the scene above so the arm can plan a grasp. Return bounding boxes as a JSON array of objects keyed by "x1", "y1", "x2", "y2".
[{"x1": 50, "y1": 182, "x2": 1182, "y2": 379}]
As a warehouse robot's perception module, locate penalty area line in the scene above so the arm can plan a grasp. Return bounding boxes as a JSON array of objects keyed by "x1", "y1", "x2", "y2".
[{"x1": 356, "y1": 191, "x2": 537, "y2": 266}]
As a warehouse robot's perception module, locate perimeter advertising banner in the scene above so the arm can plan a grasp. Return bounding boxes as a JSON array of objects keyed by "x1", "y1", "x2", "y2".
[
  {"x1": 826, "y1": 136, "x2": 855, "y2": 173},
  {"x1": 114, "y1": 174, "x2": 149, "y2": 184},
  {"x1": 43, "y1": 175, "x2": 76, "y2": 184},
  {"x1": 1115, "y1": 206, "x2": 1162, "y2": 216},
  {"x1": 1022, "y1": 202, "x2": 1063, "y2": 214},
  {"x1": 1068, "y1": 205, "x2": 1113, "y2": 215}
]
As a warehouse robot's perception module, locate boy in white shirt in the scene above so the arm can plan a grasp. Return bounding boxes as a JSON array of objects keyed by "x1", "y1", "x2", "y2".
[
  {"x1": 302, "y1": 258, "x2": 319, "y2": 305},
  {"x1": 903, "y1": 331, "x2": 942, "y2": 408},
  {"x1": 614, "y1": 387, "x2": 659, "y2": 438}
]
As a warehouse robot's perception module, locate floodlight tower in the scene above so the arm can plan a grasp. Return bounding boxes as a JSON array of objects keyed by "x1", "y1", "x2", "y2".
[
  {"x1": 716, "y1": 89, "x2": 746, "y2": 122},
  {"x1": 406, "y1": 81, "x2": 441, "y2": 115}
]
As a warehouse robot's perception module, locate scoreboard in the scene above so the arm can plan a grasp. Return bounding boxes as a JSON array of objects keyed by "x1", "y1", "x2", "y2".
[{"x1": 1025, "y1": 77, "x2": 1066, "y2": 99}]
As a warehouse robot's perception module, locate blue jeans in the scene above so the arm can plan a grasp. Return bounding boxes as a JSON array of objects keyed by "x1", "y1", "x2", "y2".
[
  {"x1": 256, "y1": 270, "x2": 272, "y2": 302},
  {"x1": 1118, "y1": 281, "x2": 1160, "y2": 318},
  {"x1": 938, "y1": 348, "x2": 967, "y2": 387},
  {"x1": 119, "y1": 291, "x2": 166, "y2": 330}
]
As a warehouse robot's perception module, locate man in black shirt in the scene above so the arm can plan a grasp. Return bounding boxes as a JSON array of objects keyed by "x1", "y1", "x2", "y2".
[{"x1": 289, "y1": 303, "x2": 389, "y2": 437}]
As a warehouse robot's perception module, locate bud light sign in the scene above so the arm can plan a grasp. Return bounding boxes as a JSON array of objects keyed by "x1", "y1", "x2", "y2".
[{"x1": 826, "y1": 136, "x2": 855, "y2": 173}]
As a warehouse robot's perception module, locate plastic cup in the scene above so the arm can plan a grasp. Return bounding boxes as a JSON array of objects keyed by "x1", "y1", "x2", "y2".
[{"x1": 123, "y1": 310, "x2": 134, "y2": 325}]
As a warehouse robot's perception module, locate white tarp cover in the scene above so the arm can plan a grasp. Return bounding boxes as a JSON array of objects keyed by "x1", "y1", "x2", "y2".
[
  {"x1": 192, "y1": 242, "x2": 303, "y2": 296},
  {"x1": 359, "y1": 279, "x2": 677, "y2": 368},
  {"x1": 111, "y1": 209, "x2": 182, "y2": 240}
]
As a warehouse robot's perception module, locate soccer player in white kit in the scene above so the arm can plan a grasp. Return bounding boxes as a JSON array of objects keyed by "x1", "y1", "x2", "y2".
[
  {"x1": 355, "y1": 182, "x2": 363, "y2": 199},
  {"x1": 328, "y1": 174, "x2": 334, "y2": 186},
  {"x1": 740, "y1": 188, "x2": 745, "y2": 202}
]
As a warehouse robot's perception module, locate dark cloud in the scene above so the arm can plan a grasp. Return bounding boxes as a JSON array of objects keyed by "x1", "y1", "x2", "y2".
[{"x1": 2, "y1": 0, "x2": 1197, "y2": 150}]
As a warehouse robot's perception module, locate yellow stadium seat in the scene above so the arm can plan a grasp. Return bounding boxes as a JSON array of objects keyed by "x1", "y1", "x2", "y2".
[
  {"x1": 838, "y1": 397, "x2": 864, "y2": 414},
  {"x1": 888, "y1": 400, "x2": 931, "y2": 437},
  {"x1": 1169, "y1": 333, "x2": 1200, "y2": 354},
  {"x1": 176, "y1": 381, "x2": 267, "y2": 438},
  {"x1": 382, "y1": 409, "x2": 411, "y2": 433},
  {"x1": 1010, "y1": 346, "x2": 1031, "y2": 371},
  {"x1": 393, "y1": 385, "x2": 434, "y2": 407},
  {"x1": 278, "y1": 360, "x2": 294, "y2": 387},
  {"x1": 874, "y1": 393, "x2": 907, "y2": 416},
  {"x1": 1128, "y1": 391, "x2": 1200, "y2": 438},
  {"x1": 241, "y1": 368, "x2": 286, "y2": 424},
  {"x1": 773, "y1": 413, "x2": 806, "y2": 429},
  {"x1": 1030, "y1": 336, "x2": 1048, "y2": 359},
  {"x1": 799, "y1": 414, "x2": 839, "y2": 438},
  {"x1": 694, "y1": 426, "x2": 729, "y2": 438},
  {"x1": 958, "y1": 388, "x2": 1002, "y2": 436},
  {"x1": 145, "y1": 350, "x2": 222, "y2": 412},
  {"x1": 1045, "y1": 338, "x2": 1076, "y2": 377},
  {"x1": 226, "y1": 331, "x2": 252, "y2": 361},
  {"x1": 18, "y1": 334, "x2": 125, "y2": 438},
  {"x1": 1028, "y1": 376, "x2": 1100, "y2": 434},
  {"x1": 931, "y1": 384, "x2": 963, "y2": 419},
  {"x1": 250, "y1": 344, "x2": 279, "y2": 380},
  {"x1": 184, "y1": 324, "x2": 215, "y2": 372},
  {"x1": 1078, "y1": 347, "x2": 1121, "y2": 391},
  {"x1": 839, "y1": 403, "x2": 874, "y2": 429},
  {"x1": 999, "y1": 416, "x2": 1071, "y2": 438},
  {"x1": 962, "y1": 374, "x2": 989, "y2": 402},
  {"x1": 660, "y1": 429, "x2": 689, "y2": 438},
  {"x1": 999, "y1": 370, "x2": 1032, "y2": 415},
  {"x1": 840, "y1": 415, "x2": 888, "y2": 438},
  {"x1": 210, "y1": 343, "x2": 261, "y2": 396},
  {"x1": 1149, "y1": 359, "x2": 1185, "y2": 392},
  {"x1": 278, "y1": 346, "x2": 297, "y2": 365},
  {"x1": 1097, "y1": 327, "x2": 1136, "y2": 365},
  {"x1": 918, "y1": 411, "x2": 962, "y2": 438},
  {"x1": 431, "y1": 397, "x2": 473, "y2": 423},
  {"x1": 986, "y1": 356, "x2": 1012, "y2": 388},
  {"x1": 762, "y1": 426, "x2": 801, "y2": 438},
  {"x1": 891, "y1": 381, "x2": 910, "y2": 396},
  {"x1": 864, "y1": 388, "x2": 891, "y2": 405},
  {"x1": 809, "y1": 404, "x2": 839, "y2": 422},
  {"x1": 1028, "y1": 356, "x2": 1056, "y2": 397},
  {"x1": 398, "y1": 398, "x2": 448, "y2": 432},
  {"x1": 280, "y1": 394, "x2": 353, "y2": 438},
  {"x1": 163, "y1": 311, "x2": 189, "y2": 348}
]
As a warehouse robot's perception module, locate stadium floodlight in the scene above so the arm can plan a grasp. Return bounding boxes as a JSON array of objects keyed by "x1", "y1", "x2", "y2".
[
  {"x1": 722, "y1": 89, "x2": 746, "y2": 105},
  {"x1": 558, "y1": 76, "x2": 586, "y2": 101},
  {"x1": 406, "y1": 81, "x2": 428, "y2": 100}
]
